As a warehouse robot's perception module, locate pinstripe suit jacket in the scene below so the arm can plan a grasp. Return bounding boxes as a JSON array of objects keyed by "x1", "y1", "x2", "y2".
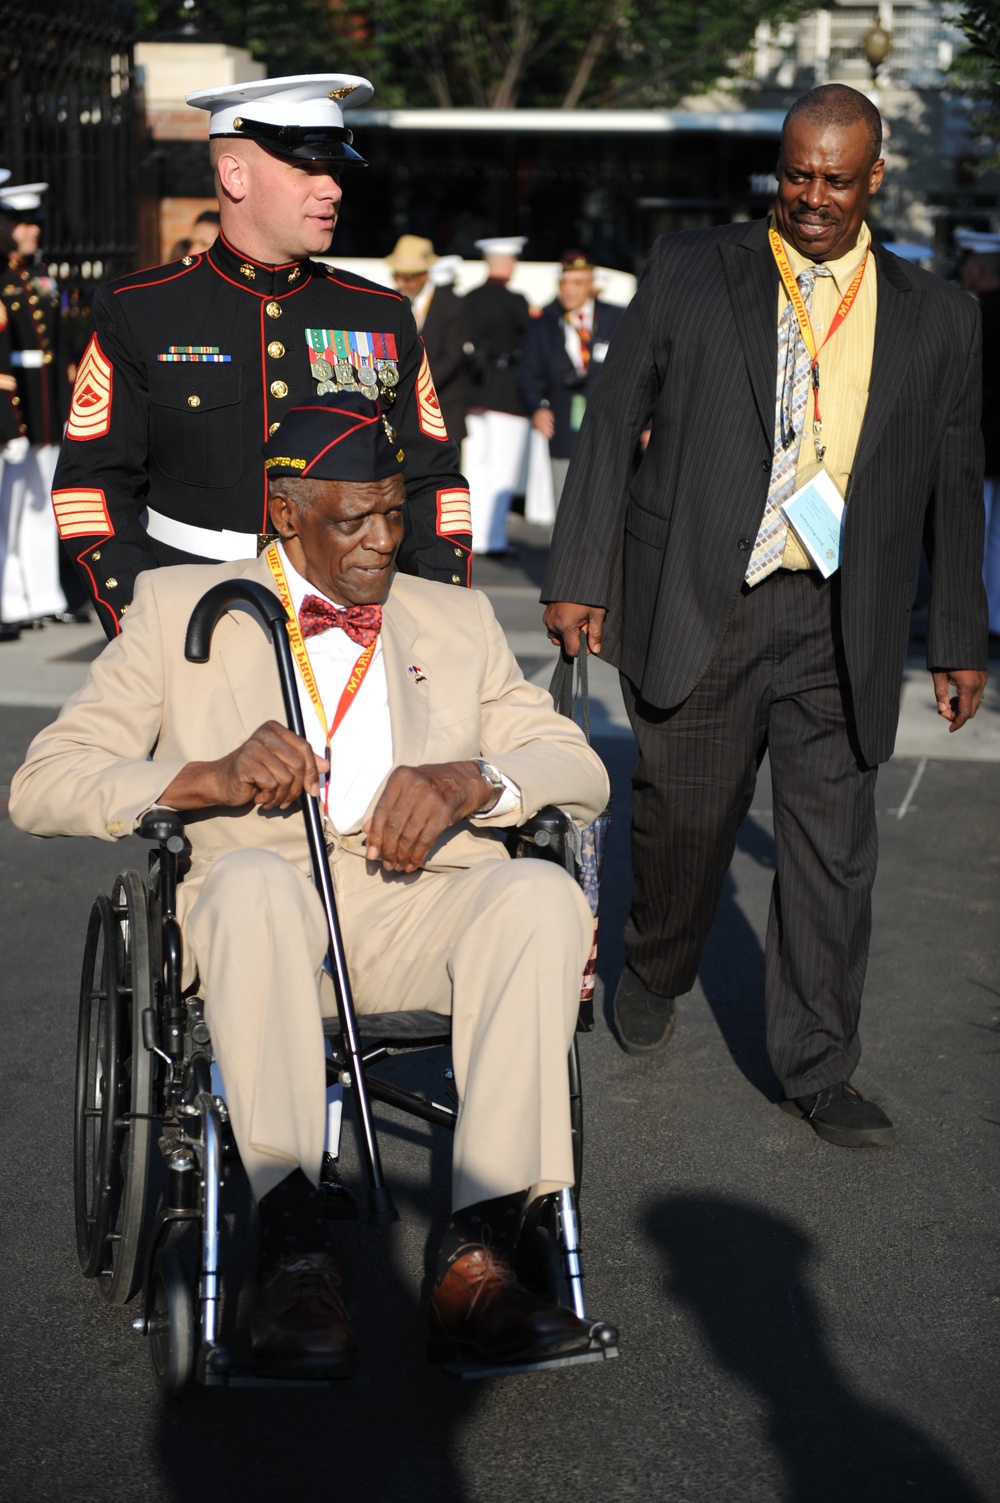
[{"x1": 541, "y1": 216, "x2": 988, "y2": 765}]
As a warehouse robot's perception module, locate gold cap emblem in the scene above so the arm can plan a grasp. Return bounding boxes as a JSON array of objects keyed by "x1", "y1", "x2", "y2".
[{"x1": 329, "y1": 87, "x2": 354, "y2": 100}]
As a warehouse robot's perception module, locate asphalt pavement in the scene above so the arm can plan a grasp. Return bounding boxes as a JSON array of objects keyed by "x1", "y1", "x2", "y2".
[{"x1": 1, "y1": 519, "x2": 997, "y2": 1502}]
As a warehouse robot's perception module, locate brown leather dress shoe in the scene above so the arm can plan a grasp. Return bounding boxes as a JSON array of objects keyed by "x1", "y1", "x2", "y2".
[
  {"x1": 429, "y1": 1244, "x2": 592, "y2": 1365},
  {"x1": 250, "y1": 1251, "x2": 359, "y2": 1378}
]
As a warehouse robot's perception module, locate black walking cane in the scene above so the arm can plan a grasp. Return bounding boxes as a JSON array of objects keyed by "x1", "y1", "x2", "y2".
[{"x1": 185, "y1": 578, "x2": 397, "y2": 1225}]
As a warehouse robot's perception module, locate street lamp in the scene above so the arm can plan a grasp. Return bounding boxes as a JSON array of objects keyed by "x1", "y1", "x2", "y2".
[{"x1": 863, "y1": 22, "x2": 892, "y2": 85}]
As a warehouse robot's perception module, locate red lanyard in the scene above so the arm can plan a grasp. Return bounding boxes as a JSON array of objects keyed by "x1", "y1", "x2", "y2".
[
  {"x1": 769, "y1": 225, "x2": 869, "y2": 433},
  {"x1": 265, "y1": 544, "x2": 379, "y2": 811}
]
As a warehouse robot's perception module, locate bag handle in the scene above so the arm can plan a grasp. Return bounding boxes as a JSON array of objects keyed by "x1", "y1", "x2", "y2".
[{"x1": 548, "y1": 630, "x2": 591, "y2": 744}]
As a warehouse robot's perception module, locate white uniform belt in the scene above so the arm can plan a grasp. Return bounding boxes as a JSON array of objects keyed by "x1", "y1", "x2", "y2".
[
  {"x1": 11, "y1": 350, "x2": 44, "y2": 368},
  {"x1": 143, "y1": 507, "x2": 258, "y2": 562}
]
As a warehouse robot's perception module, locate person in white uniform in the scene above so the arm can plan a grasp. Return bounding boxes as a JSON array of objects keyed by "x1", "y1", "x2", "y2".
[
  {"x1": 461, "y1": 236, "x2": 532, "y2": 555},
  {"x1": 0, "y1": 181, "x2": 70, "y2": 626}
]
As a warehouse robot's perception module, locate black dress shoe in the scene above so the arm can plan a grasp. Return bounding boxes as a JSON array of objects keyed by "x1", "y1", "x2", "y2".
[
  {"x1": 613, "y1": 966, "x2": 676, "y2": 1056},
  {"x1": 250, "y1": 1251, "x2": 359, "y2": 1377},
  {"x1": 428, "y1": 1244, "x2": 592, "y2": 1365},
  {"x1": 780, "y1": 1082, "x2": 895, "y2": 1148}
]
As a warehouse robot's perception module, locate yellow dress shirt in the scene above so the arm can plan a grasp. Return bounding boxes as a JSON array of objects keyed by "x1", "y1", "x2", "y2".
[{"x1": 775, "y1": 219, "x2": 877, "y2": 569}]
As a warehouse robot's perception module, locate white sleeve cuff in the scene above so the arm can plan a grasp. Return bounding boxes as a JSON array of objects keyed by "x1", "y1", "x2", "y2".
[{"x1": 477, "y1": 772, "x2": 522, "y2": 821}]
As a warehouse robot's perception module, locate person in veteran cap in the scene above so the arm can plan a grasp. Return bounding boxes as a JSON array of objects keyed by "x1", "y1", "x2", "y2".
[
  {"x1": 12, "y1": 390, "x2": 609, "y2": 1376},
  {"x1": 51, "y1": 74, "x2": 473, "y2": 641},
  {"x1": 519, "y1": 250, "x2": 625, "y2": 512},
  {"x1": 386, "y1": 234, "x2": 467, "y2": 445},
  {"x1": 957, "y1": 228, "x2": 1000, "y2": 640},
  {"x1": 462, "y1": 236, "x2": 532, "y2": 555}
]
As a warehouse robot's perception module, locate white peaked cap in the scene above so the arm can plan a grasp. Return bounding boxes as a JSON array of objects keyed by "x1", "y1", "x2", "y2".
[
  {"x1": 0, "y1": 182, "x2": 48, "y2": 213},
  {"x1": 429, "y1": 255, "x2": 463, "y2": 286},
  {"x1": 186, "y1": 74, "x2": 373, "y2": 135},
  {"x1": 475, "y1": 236, "x2": 527, "y2": 258},
  {"x1": 954, "y1": 228, "x2": 1000, "y2": 254}
]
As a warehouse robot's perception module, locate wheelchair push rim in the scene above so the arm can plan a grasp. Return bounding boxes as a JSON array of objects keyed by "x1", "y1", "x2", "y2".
[{"x1": 73, "y1": 872, "x2": 157, "y2": 1303}]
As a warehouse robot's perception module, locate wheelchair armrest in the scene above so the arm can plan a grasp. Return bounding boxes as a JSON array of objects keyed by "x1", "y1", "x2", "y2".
[
  {"x1": 137, "y1": 809, "x2": 186, "y2": 854},
  {"x1": 506, "y1": 805, "x2": 577, "y2": 873}
]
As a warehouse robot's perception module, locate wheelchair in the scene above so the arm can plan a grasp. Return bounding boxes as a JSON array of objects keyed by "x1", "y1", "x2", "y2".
[{"x1": 73, "y1": 578, "x2": 618, "y2": 1395}]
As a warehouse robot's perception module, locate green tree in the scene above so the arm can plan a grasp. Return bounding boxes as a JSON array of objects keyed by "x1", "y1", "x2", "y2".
[
  {"x1": 137, "y1": 0, "x2": 822, "y2": 110},
  {"x1": 948, "y1": 2, "x2": 1000, "y2": 169},
  {"x1": 340, "y1": 0, "x2": 825, "y2": 109}
]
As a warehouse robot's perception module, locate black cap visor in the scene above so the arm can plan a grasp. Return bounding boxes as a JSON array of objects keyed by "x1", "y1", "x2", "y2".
[{"x1": 219, "y1": 118, "x2": 366, "y2": 164}]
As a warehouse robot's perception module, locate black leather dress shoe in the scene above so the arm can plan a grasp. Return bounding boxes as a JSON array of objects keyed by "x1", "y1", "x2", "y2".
[
  {"x1": 613, "y1": 966, "x2": 676, "y2": 1056},
  {"x1": 428, "y1": 1244, "x2": 592, "y2": 1365},
  {"x1": 780, "y1": 1082, "x2": 895, "y2": 1147},
  {"x1": 251, "y1": 1251, "x2": 359, "y2": 1377}
]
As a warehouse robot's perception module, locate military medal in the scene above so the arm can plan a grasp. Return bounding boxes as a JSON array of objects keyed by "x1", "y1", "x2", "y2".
[
  {"x1": 335, "y1": 359, "x2": 354, "y2": 385},
  {"x1": 312, "y1": 357, "x2": 333, "y2": 381},
  {"x1": 358, "y1": 363, "x2": 376, "y2": 387},
  {"x1": 378, "y1": 365, "x2": 399, "y2": 389}
]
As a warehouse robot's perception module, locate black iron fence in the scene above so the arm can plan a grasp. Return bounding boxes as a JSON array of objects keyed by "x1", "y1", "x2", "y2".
[{"x1": 0, "y1": 0, "x2": 139, "y2": 293}]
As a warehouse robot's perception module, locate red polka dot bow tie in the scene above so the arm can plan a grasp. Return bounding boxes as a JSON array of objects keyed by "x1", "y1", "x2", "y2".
[{"x1": 298, "y1": 595, "x2": 382, "y2": 647}]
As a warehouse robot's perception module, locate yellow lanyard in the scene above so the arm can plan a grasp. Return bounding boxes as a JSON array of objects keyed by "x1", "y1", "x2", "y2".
[
  {"x1": 768, "y1": 225, "x2": 869, "y2": 436},
  {"x1": 265, "y1": 543, "x2": 378, "y2": 774}
]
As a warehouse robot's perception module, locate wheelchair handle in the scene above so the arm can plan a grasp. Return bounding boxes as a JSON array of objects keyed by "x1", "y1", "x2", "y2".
[{"x1": 184, "y1": 579, "x2": 288, "y2": 663}]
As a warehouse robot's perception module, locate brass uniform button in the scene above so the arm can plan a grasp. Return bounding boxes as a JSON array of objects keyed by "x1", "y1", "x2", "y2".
[
  {"x1": 105, "y1": 577, "x2": 118, "y2": 589},
  {"x1": 32, "y1": 309, "x2": 43, "y2": 321},
  {"x1": 120, "y1": 604, "x2": 129, "y2": 615},
  {"x1": 181, "y1": 256, "x2": 193, "y2": 266},
  {"x1": 268, "y1": 422, "x2": 281, "y2": 436},
  {"x1": 10, "y1": 301, "x2": 19, "y2": 310},
  {"x1": 454, "y1": 547, "x2": 463, "y2": 556},
  {"x1": 270, "y1": 380, "x2": 288, "y2": 399},
  {"x1": 28, "y1": 294, "x2": 38, "y2": 305},
  {"x1": 451, "y1": 573, "x2": 462, "y2": 584},
  {"x1": 91, "y1": 550, "x2": 101, "y2": 561},
  {"x1": 267, "y1": 341, "x2": 285, "y2": 359},
  {"x1": 42, "y1": 350, "x2": 52, "y2": 364},
  {"x1": 233, "y1": 116, "x2": 243, "y2": 129},
  {"x1": 265, "y1": 301, "x2": 282, "y2": 319},
  {"x1": 187, "y1": 394, "x2": 201, "y2": 409}
]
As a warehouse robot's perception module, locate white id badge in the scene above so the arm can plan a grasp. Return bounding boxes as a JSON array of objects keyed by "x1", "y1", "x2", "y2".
[{"x1": 781, "y1": 470, "x2": 845, "y2": 578}]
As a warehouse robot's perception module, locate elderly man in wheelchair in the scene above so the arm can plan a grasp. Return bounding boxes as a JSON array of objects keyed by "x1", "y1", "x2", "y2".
[{"x1": 11, "y1": 392, "x2": 614, "y2": 1388}]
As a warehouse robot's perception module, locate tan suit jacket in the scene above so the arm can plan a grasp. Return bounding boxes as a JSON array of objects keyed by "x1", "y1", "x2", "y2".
[{"x1": 11, "y1": 550, "x2": 609, "y2": 884}]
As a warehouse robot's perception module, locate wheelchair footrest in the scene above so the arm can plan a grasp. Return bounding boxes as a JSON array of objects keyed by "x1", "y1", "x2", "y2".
[{"x1": 441, "y1": 1341, "x2": 619, "y2": 1381}]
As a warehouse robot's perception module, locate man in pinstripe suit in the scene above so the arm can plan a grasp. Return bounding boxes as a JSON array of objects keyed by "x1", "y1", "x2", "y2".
[{"x1": 542, "y1": 85, "x2": 988, "y2": 1148}]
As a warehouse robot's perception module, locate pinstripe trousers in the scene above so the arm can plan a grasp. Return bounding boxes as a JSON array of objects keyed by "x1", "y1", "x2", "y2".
[{"x1": 621, "y1": 567, "x2": 878, "y2": 1097}]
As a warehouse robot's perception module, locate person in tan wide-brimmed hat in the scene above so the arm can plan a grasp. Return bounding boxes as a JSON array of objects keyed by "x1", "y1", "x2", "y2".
[{"x1": 386, "y1": 234, "x2": 468, "y2": 443}]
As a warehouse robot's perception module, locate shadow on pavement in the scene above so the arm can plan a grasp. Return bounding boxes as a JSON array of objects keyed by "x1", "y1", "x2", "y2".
[
  {"x1": 647, "y1": 1194, "x2": 986, "y2": 1503},
  {"x1": 697, "y1": 816, "x2": 780, "y2": 1100}
]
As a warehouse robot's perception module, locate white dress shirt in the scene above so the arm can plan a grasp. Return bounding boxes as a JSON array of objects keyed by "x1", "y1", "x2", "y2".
[{"x1": 280, "y1": 547, "x2": 519, "y2": 833}]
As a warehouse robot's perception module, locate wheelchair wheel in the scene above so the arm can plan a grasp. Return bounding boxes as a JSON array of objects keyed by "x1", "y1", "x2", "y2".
[
  {"x1": 74, "y1": 872, "x2": 157, "y2": 1304},
  {"x1": 148, "y1": 1246, "x2": 196, "y2": 1397}
]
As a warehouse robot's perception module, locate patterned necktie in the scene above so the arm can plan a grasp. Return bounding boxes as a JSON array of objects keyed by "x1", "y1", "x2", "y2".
[
  {"x1": 298, "y1": 594, "x2": 382, "y2": 646},
  {"x1": 569, "y1": 309, "x2": 592, "y2": 371},
  {"x1": 745, "y1": 265, "x2": 831, "y2": 587}
]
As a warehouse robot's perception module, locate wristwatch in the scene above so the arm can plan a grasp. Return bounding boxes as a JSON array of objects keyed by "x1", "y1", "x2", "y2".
[{"x1": 474, "y1": 759, "x2": 505, "y2": 811}]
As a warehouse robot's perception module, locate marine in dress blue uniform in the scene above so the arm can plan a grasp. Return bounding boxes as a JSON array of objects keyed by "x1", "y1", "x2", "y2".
[{"x1": 52, "y1": 75, "x2": 472, "y2": 639}]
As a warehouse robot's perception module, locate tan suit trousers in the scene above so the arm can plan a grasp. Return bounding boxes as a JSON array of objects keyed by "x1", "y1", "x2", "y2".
[{"x1": 183, "y1": 845, "x2": 593, "y2": 1209}]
